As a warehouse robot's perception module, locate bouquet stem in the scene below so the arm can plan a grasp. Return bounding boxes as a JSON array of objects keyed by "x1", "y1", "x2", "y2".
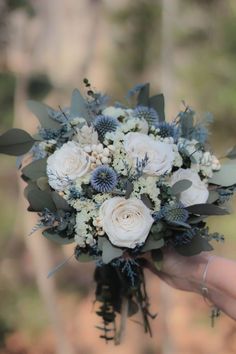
[{"x1": 115, "y1": 296, "x2": 129, "y2": 345}]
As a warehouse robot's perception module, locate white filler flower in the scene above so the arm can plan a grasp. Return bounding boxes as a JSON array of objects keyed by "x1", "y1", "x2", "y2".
[
  {"x1": 47, "y1": 141, "x2": 90, "y2": 191},
  {"x1": 170, "y1": 168, "x2": 209, "y2": 206},
  {"x1": 99, "y1": 196, "x2": 154, "y2": 248},
  {"x1": 124, "y1": 132, "x2": 175, "y2": 176}
]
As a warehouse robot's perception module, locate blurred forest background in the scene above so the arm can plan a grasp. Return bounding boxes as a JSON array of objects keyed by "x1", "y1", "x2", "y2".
[{"x1": 0, "y1": 0, "x2": 236, "y2": 354}]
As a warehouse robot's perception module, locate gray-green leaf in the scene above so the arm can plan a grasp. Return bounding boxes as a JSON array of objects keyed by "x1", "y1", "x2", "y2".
[
  {"x1": 137, "y1": 83, "x2": 150, "y2": 106},
  {"x1": 70, "y1": 89, "x2": 91, "y2": 122},
  {"x1": 149, "y1": 94, "x2": 165, "y2": 122},
  {"x1": 151, "y1": 249, "x2": 163, "y2": 271},
  {"x1": 0, "y1": 129, "x2": 35, "y2": 156},
  {"x1": 27, "y1": 190, "x2": 56, "y2": 212},
  {"x1": 22, "y1": 158, "x2": 47, "y2": 180},
  {"x1": 102, "y1": 238, "x2": 123, "y2": 264},
  {"x1": 43, "y1": 228, "x2": 74, "y2": 244},
  {"x1": 27, "y1": 101, "x2": 61, "y2": 129},
  {"x1": 186, "y1": 203, "x2": 229, "y2": 215},
  {"x1": 52, "y1": 192, "x2": 71, "y2": 211},
  {"x1": 210, "y1": 162, "x2": 236, "y2": 187},
  {"x1": 175, "y1": 236, "x2": 213, "y2": 256},
  {"x1": 171, "y1": 179, "x2": 192, "y2": 195},
  {"x1": 141, "y1": 237, "x2": 164, "y2": 252}
]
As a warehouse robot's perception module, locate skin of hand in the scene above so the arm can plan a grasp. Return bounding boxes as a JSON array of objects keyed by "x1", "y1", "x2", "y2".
[{"x1": 143, "y1": 248, "x2": 236, "y2": 321}]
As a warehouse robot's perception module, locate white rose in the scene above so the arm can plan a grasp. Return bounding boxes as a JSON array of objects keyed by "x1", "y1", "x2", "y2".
[
  {"x1": 124, "y1": 132, "x2": 175, "y2": 176},
  {"x1": 47, "y1": 141, "x2": 90, "y2": 191},
  {"x1": 99, "y1": 197, "x2": 154, "y2": 248},
  {"x1": 170, "y1": 168, "x2": 209, "y2": 206}
]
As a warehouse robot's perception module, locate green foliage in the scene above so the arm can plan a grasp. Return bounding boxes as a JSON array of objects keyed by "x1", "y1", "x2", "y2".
[
  {"x1": 186, "y1": 203, "x2": 229, "y2": 215},
  {"x1": 27, "y1": 101, "x2": 61, "y2": 129},
  {"x1": 70, "y1": 88, "x2": 91, "y2": 122},
  {"x1": 27, "y1": 189, "x2": 57, "y2": 212},
  {"x1": 175, "y1": 235, "x2": 213, "y2": 256},
  {"x1": 101, "y1": 238, "x2": 123, "y2": 264},
  {"x1": 43, "y1": 228, "x2": 74, "y2": 244},
  {"x1": 22, "y1": 158, "x2": 47, "y2": 180},
  {"x1": 137, "y1": 83, "x2": 165, "y2": 121},
  {"x1": 0, "y1": 128, "x2": 35, "y2": 156},
  {"x1": 171, "y1": 179, "x2": 192, "y2": 195},
  {"x1": 210, "y1": 161, "x2": 236, "y2": 186}
]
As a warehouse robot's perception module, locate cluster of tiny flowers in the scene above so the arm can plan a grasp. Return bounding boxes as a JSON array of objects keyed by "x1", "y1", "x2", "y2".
[
  {"x1": 83, "y1": 143, "x2": 113, "y2": 170},
  {"x1": 41, "y1": 91, "x2": 223, "y2": 251}
]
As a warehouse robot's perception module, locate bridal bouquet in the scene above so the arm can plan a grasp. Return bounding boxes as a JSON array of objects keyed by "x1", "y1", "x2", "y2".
[{"x1": 1, "y1": 81, "x2": 236, "y2": 343}]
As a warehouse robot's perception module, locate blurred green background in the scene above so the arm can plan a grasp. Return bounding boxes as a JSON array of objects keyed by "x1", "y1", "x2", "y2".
[{"x1": 0, "y1": 1, "x2": 236, "y2": 354}]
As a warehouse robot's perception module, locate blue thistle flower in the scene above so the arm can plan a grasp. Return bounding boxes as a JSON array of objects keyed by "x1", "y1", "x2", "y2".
[
  {"x1": 155, "y1": 122, "x2": 179, "y2": 142},
  {"x1": 134, "y1": 105, "x2": 159, "y2": 127},
  {"x1": 155, "y1": 203, "x2": 189, "y2": 224},
  {"x1": 93, "y1": 115, "x2": 119, "y2": 141},
  {"x1": 91, "y1": 165, "x2": 118, "y2": 193}
]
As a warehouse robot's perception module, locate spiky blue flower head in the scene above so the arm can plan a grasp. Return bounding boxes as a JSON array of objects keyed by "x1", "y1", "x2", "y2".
[
  {"x1": 155, "y1": 122, "x2": 179, "y2": 142},
  {"x1": 155, "y1": 203, "x2": 189, "y2": 224},
  {"x1": 91, "y1": 165, "x2": 118, "y2": 193},
  {"x1": 93, "y1": 115, "x2": 119, "y2": 141},
  {"x1": 133, "y1": 105, "x2": 159, "y2": 127}
]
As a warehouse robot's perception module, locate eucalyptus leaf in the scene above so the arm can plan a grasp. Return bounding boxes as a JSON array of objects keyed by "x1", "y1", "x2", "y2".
[
  {"x1": 128, "y1": 300, "x2": 139, "y2": 317},
  {"x1": 141, "y1": 237, "x2": 164, "y2": 252},
  {"x1": 22, "y1": 158, "x2": 47, "y2": 180},
  {"x1": 141, "y1": 194, "x2": 154, "y2": 209},
  {"x1": 24, "y1": 182, "x2": 39, "y2": 199},
  {"x1": 186, "y1": 203, "x2": 229, "y2": 215},
  {"x1": 27, "y1": 190, "x2": 56, "y2": 212},
  {"x1": 52, "y1": 192, "x2": 72, "y2": 211},
  {"x1": 27, "y1": 100, "x2": 61, "y2": 129},
  {"x1": 70, "y1": 89, "x2": 91, "y2": 122},
  {"x1": 226, "y1": 145, "x2": 236, "y2": 159},
  {"x1": 180, "y1": 110, "x2": 194, "y2": 138},
  {"x1": 102, "y1": 238, "x2": 123, "y2": 264},
  {"x1": 150, "y1": 223, "x2": 165, "y2": 240},
  {"x1": 169, "y1": 221, "x2": 191, "y2": 229},
  {"x1": 151, "y1": 249, "x2": 163, "y2": 271},
  {"x1": 0, "y1": 129, "x2": 35, "y2": 156},
  {"x1": 149, "y1": 94, "x2": 165, "y2": 122},
  {"x1": 175, "y1": 236, "x2": 213, "y2": 256},
  {"x1": 125, "y1": 180, "x2": 134, "y2": 199},
  {"x1": 188, "y1": 215, "x2": 206, "y2": 225},
  {"x1": 207, "y1": 190, "x2": 219, "y2": 204},
  {"x1": 43, "y1": 228, "x2": 74, "y2": 244},
  {"x1": 77, "y1": 254, "x2": 95, "y2": 262},
  {"x1": 137, "y1": 83, "x2": 150, "y2": 106},
  {"x1": 171, "y1": 179, "x2": 192, "y2": 195},
  {"x1": 210, "y1": 162, "x2": 236, "y2": 187},
  {"x1": 37, "y1": 177, "x2": 50, "y2": 191}
]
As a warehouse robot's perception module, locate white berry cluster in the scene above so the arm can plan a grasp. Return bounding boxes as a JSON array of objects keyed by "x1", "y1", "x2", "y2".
[{"x1": 83, "y1": 143, "x2": 114, "y2": 170}]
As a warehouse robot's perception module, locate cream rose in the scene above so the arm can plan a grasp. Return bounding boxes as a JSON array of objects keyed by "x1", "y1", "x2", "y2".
[
  {"x1": 47, "y1": 141, "x2": 90, "y2": 191},
  {"x1": 170, "y1": 168, "x2": 209, "y2": 207},
  {"x1": 124, "y1": 132, "x2": 175, "y2": 176},
  {"x1": 99, "y1": 197, "x2": 154, "y2": 248}
]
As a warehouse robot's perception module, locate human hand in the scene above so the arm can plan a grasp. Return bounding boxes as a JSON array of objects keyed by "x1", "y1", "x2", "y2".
[{"x1": 145, "y1": 248, "x2": 210, "y2": 293}]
